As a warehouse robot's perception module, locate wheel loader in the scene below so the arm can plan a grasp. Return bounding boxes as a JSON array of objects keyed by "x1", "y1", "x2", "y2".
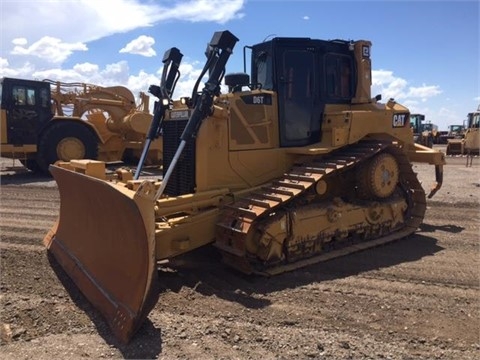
[
  {"x1": 0, "y1": 74, "x2": 175, "y2": 173},
  {"x1": 410, "y1": 113, "x2": 439, "y2": 147},
  {"x1": 43, "y1": 30, "x2": 446, "y2": 343},
  {"x1": 439, "y1": 124, "x2": 465, "y2": 145}
]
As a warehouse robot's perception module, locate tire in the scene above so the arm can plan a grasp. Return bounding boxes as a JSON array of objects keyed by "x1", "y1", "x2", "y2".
[{"x1": 37, "y1": 121, "x2": 99, "y2": 174}]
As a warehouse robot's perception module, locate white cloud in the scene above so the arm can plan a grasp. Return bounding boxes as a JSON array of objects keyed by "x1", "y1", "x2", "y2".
[
  {"x1": 102, "y1": 61, "x2": 131, "y2": 85},
  {"x1": 1, "y1": 0, "x2": 246, "y2": 49},
  {"x1": 155, "y1": 0, "x2": 245, "y2": 24},
  {"x1": 372, "y1": 70, "x2": 460, "y2": 127},
  {"x1": 12, "y1": 38, "x2": 27, "y2": 46},
  {"x1": 73, "y1": 63, "x2": 100, "y2": 76},
  {"x1": 120, "y1": 36, "x2": 157, "y2": 57},
  {"x1": 126, "y1": 70, "x2": 161, "y2": 96},
  {"x1": 31, "y1": 61, "x2": 130, "y2": 86},
  {"x1": 372, "y1": 69, "x2": 396, "y2": 86},
  {"x1": 303, "y1": 16, "x2": 310, "y2": 20},
  {"x1": 0, "y1": 58, "x2": 8, "y2": 69},
  {"x1": 2, "y1": 1, "x2": 158, "y2": 46},
  {"x1": 175, "y1": 62, "x2": 205, "y2": 97},
  {"x1": 11, "y1": 37, "x2": 88, "y2": 63},
  {"x1": 0, "y1": 57, "x2": 35, "y2": 78},
  {"x1": 122, "y1": 60, "x2": 209, "y2": 107},
  {"x1": 407, "y1": 85, "x2": 442, "y2": 100},
  {"x1": 372, "y1": 69, "x2": 441, "y2": 103},
  {"x1": 1, "y1": 0, "x2": 246, "y2": 82}
]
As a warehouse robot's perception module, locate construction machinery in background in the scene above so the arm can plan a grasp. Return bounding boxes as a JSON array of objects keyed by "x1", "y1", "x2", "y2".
[
  {"x1": 409, "y1": 113, "x2": 440, "y2": 147},
  {"x1": 464, "y1": 109, "x2": 480, "y2": 156},
  {"x1": 424, "y1": 122, "x2": 440, "y2": 145},
  {"x1": 410, "y1": 113, "x2": 427, "y2": 145},
  {"x1": 0, "y1": 77, "x2": 167, "y2": 173},
  {"x1": 43, "y1": 30, "x2": 445, "y2": 343},
  {"x1": 438, "y1": 124, "x2": 465, "y2": 144},
  {"x1": 446, "y1": 108, "x2": 480, "y2": 156}
]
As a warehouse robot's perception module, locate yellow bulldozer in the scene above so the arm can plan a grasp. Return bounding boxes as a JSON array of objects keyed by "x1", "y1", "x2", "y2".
[
  {"x1": 43, "y1": 30, "x2": 445, "y2": 343},
  {"x1": 0, "y1": 65, "x2": 184, "y2": 173},
  {"x1": 446, "y1": 107, "x2": 480, "y2": 156}
]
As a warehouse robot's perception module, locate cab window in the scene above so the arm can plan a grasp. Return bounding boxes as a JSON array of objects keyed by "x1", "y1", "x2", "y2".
[
  {"x1": 472, "y1": 114, "x2": 480, "y2": 128},
  {"x1": 13, "y1": 86, "x2": 26, "y2": 105},
  {"x1": 13, "y1": 86, "x2": 36, "y2": 106},
  {"x1": 325, "y1": 54, "x2": 353, "y2": 99},
  {"x1": 40, "y1": 88, "x2": 49, "y2": 107},
  {"x1": 255, "y1": 51, "x2": 273, "y2": 90}
]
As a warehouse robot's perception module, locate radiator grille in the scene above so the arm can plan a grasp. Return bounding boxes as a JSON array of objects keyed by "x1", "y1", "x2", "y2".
[{"x1": 162, "y1": 119, "x2": 196, "y2": 196}]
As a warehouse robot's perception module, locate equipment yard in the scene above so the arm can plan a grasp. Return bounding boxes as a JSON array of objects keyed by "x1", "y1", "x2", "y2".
[{"x1": 0, "y1": 150, "x2": 479, "y2": 360}]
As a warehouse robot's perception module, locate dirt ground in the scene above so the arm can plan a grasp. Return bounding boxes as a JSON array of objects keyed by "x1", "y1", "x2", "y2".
[{"x1": 0, "y1": 148, "x2": 479, "y2": 360}]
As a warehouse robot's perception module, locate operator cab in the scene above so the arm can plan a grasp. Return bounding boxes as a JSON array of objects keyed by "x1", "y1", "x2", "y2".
[
  {"x1": 410, "y1": 114, "x2": 425, "y2": 134},
  {"x1": 0, "y1": 77, "x2": 53, "y2": 145},
  {"x1": 245, "y1": 37, "x2": 357, "y2": 147},
  {"x1": 467, "y1": 111, "x2": 480, "y2": 129}
]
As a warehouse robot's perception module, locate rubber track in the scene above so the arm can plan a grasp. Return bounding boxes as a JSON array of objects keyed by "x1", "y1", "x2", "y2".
[{"x1": 215, "y1": 140, "x2": 427, "y2": 275}]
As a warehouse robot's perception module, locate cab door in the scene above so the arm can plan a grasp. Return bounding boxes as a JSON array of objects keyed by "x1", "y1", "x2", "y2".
[
  {"x1": 1, "y1": 78, "x2": 52, "y2": 145},
  {"x1": 275, "y1": 45, "x2": 320, "y2": 147}
]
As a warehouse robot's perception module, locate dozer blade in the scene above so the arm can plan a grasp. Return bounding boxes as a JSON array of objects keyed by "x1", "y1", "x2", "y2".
[{"x1": 44, "y1": 165, "x2": 158, "y2": 343}]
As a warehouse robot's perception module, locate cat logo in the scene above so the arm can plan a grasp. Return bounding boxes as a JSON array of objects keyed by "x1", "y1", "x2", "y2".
[{"x1": 392, "y1": 113, "x2": 408, "y2": 128}]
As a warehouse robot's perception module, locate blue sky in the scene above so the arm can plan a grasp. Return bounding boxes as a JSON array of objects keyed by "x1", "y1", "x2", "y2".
[{"x1": 1, "y1": 0, "x2": 478, "y2": 130}]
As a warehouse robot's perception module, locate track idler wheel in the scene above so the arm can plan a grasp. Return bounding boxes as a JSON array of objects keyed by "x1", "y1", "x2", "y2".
[{"x1": 356, "y1": 152, "x2": 399, "y2": 199}]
